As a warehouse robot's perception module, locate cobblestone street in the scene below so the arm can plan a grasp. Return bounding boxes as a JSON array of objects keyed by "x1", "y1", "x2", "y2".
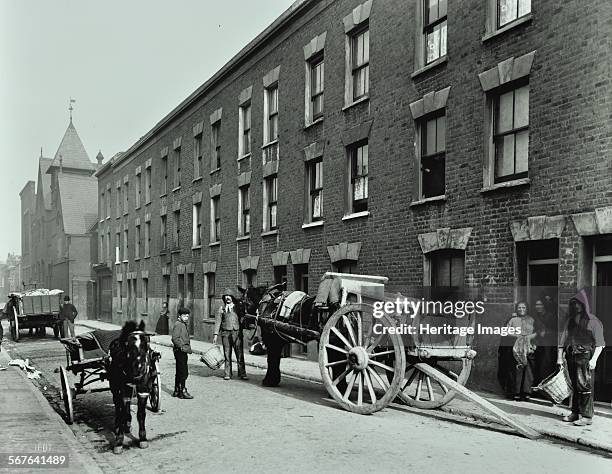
[{"x1": 1, "y1": 322, "x2": 611, "y2": 473}]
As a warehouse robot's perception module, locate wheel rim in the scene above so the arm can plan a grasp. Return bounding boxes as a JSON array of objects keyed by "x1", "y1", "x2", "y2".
[
  {"x1": 319, "y1": 303, "x2": 405, "y2": 415},
  {"x1": 397, "y1": 358, "x2": 472, "y2": 409},
  {"x1": 59, "y1": 367, "x2": 74, "y2": 423},
  {"x1": 150, "y1": 374, "x2": 161, "y2": 412},
  {"x1": 12, "y1": 307, "x2": 19, "y2": 341}
]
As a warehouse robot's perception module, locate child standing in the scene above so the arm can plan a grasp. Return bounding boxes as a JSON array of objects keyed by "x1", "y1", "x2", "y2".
[{"x1": 171, "y1": 307, "x2": 194, "y2": 399}]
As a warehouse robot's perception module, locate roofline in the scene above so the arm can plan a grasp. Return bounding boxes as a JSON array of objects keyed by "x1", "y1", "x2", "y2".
[
  {"x1": 19, "y1": 181, "x2": 35, "y2": 197},
  {"x1": 96, "y1": 0, "x2": 316, "y2": 177}
]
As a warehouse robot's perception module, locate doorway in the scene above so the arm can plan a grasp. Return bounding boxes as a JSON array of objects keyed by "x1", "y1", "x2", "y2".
[{"x1": 593, "y1": 235, "x2": 612, "y2": 402}]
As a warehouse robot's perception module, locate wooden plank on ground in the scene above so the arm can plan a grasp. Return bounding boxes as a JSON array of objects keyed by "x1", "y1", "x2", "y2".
[{"x1": 414, "y1": 362, "x2": 541, "y2": 440}]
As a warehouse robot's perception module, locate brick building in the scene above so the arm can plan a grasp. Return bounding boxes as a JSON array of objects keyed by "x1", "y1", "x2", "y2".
[
  {"x1": 20, "y1": 118, "x2": 101, "y2": 318},
  {"x1": 95, "y1": 0, "x2": 612, "y2": 399}
]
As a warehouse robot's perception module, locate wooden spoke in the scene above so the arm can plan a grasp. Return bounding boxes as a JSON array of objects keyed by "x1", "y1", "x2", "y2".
[
  {"x1": 367, "y1": 366, "x2": 389, "y2": 391},
  {"x1": 369, "y1": 350, "x2": 395, "y2": 358},
  {"x1": 332, "y1": 367, "x2": 351, "y2": 387},
  {"x1": 325, "y1": 343, "x2": 348, "y2": 355},
  {"x1": 331, "y1": 327, "x2": 353, "y2": 350},
  {"x1": 343, "y1": 371, "x2": 358, "y2": 401},
  {"x1": 401, "y1": 367, "x2": 418, "y2": 391},
  {"x1": 415, "y1": 373, "x2": 424, "y2": 400},
  {"x1": 436, "y1": 378, "x2": 449, "y2": 394},
  {"x1": 325, "y1": 360, "x2": 347, "y2": 368},
  {"x1": 342, "y1": 315, "x2": 358, "y2": 347},
  {"x1": 426, "y1": 376, "x2": 435, "y2": 401},
  {"x1": 357, "y1": 373, "x2": 363, "y2": 406},
  {"x1": 356, "y1": 312, "x2": 363, "y2": 347},
  {"x1": 368, "y1": 359, "x2": 395, "y2": 374},
  {"x1": 363, "y1": 370, "x2": 377, "y2": 403}
]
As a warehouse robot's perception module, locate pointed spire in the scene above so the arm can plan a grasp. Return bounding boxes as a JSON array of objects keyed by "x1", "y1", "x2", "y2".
[{"x1": 47, "y1": 118, "x2": 94, "y2": 173}]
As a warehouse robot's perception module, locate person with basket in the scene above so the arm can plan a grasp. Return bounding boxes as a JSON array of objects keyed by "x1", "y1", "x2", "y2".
[
  {"x1": 213, "y1": 288, "x2": 248, "y2": 381},
  {"x1": 171, "y1": 308, "x2": 194, "y2": 399},
  {"x1": 557, "y1": 290, "x2": 605, "y2": 426}
]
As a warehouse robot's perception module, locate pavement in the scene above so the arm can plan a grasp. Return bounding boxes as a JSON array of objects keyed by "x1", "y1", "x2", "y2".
[
  {"x1": 0, "y1": 344, "x2": 102, "y2": 473},
  {"x1": 75, "y1": 319, "x2": 612, "y2": 454}
]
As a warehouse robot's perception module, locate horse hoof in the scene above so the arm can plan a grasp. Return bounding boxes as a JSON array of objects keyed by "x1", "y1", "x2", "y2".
[
  {"x1": 113, "y1": 446, "x2": 123, "y2": 455},
  {"x1": 139, "y1": 441, "x2": 149, "y2": 449}
]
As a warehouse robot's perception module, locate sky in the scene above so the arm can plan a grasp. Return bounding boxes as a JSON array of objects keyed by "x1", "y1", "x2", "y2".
[{"x1": 0, "y1": 0, "x2": 297, "y2": 261}]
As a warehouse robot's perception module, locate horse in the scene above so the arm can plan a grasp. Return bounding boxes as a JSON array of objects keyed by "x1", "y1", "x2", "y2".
[
  {"x1": 107, "y1": 320, "x2": 160, "y2": 454},
  {"x1": 238, "y1": 283, "x2": 323, "y2": 387}
]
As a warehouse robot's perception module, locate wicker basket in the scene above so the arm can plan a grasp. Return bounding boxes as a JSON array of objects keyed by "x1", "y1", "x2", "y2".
[
  {"x1": 201, "y1": 345, "x2": 224, "y2": 370},
  {"x1": 534, "y1": 366, "x2": 572, "y2": 404}
]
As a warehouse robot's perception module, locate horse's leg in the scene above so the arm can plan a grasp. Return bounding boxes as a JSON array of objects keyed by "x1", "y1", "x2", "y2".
[
  {"x1": 262, "y1": 332, "x2": 282, "y2": 387},
  {"x1": 112, "y1": 390, "x2": 124, "y2": 454},
  {"x1": 123, "y1": 395, "x2": 132, "y2": 434},
  {"x1": 137, "y1": 393, "x2": 148, "y2": 448}
]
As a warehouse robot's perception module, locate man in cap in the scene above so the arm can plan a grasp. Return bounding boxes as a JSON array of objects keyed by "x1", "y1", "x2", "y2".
[
  {"x1": 171, "y1": 307, "x2": 194, "y2": 399},
  {"x1": 213, "y1": 288, "x2": 247, "y2": 381}
]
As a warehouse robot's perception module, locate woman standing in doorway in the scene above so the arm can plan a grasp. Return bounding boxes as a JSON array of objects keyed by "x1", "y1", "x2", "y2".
[{"x1": 498, "y1": 301, "x2": 537, "y2": 400}]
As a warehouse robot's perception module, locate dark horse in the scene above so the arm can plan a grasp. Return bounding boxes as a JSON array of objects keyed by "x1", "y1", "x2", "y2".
[
  {"x1": 239, "y1": 283, "x2": 322, "y2": 387},
  {"x1": 108, "y1": 320, "x2": 160, "y2": 454}
]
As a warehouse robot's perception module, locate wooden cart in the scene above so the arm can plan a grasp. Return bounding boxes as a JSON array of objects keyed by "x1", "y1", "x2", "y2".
[
  {"x1": 58, "y1": 329, "x2": 161, "y2": 424},
  {"x1": 246, "y1": 272, "x2": 477, "y2": 415},
  {"x1": 6, "y1": 290, "x2": 64, "y2": 341}
]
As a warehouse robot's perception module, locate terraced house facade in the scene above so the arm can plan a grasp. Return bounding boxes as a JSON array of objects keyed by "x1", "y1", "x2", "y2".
[{"x1": 95, "y1": 0, "x2": 612, "y2": 399}]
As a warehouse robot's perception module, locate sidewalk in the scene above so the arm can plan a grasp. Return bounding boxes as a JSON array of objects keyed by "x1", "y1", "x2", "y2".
[
  {"x1": 0, "y1": 346, "x2": 102, "y2": 473},
  {"x1": 77, "y1": 319, "x2": 612, "y2": 453}
]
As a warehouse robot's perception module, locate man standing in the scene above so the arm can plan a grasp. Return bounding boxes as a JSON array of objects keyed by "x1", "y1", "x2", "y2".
[
  {"x1": 171, "y1": 307, "x2": 193, "y2": 399},
  {"x1": 213, "y1": 289, "x2": 247, "y2": 381},
  {"x1": 557, "y1": 289, "x2": 605, "y2": 426},
  {"x1": 60, "y1": 295, "x2": 78, "y2": 338}
]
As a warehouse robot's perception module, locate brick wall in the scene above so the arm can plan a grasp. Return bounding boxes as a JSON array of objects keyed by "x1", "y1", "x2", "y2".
[{"x1": 96, "y1": 0, "x2": 612, "y2": 393}]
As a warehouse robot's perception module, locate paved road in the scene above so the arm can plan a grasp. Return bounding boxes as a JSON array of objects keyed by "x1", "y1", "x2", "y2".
[{"x1": 2, "y1": 324, "x2": 611, "y2": 474}]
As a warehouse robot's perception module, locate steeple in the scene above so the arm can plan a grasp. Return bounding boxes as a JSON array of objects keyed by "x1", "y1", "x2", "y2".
[{"x1": 46, "y1": 119, "x2": 94, "y2": 174}]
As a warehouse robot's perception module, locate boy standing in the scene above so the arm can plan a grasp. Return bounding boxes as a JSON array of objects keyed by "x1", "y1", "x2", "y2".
[{"x1": 171, "y1": 307, "x2": 194, "y2": 399}]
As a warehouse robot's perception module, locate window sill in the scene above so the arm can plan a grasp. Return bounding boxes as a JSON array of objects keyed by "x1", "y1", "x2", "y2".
[
  {"x1": 122, "y1": 260, "x2": 129, "y2": 264},
  {"x1": 304, "y1": 117, "x2": 324, "y2": 130},
  {"x1": 145, "y1": 201, "x2": 151, "y2": 206},
  {"x1": 115, "y1": 261, "x2": 121, "y2": 266},
  {"x1": 342, "y1": 211, "x2": 370, "y2": 221},
  {"x1": 209, "y1": 241, "x2": 220, "y2": 247},
  {"x1": 172, "y1": 186, "x2": 181, "y2": 193},
  {"x1": 160, "y1": 193, "x2": 167, "y2": 198},
  {"x1": 123, "y1": 212, "x2": 128, "y2": 216},
  {"x1": 116, "y1": 216, "x2": 121, "y2": 220},
  {"x1": 116, "y1": 310, "x2": 123, "y2": 314},
  {"x1": 410, "y1": 195, "x2": 447, "y2": 207},
  {"x1": 140, "y1": 312, "x2": 148, "y2": 317},
  {"x1": 236, "y1": 235, "x2": 250, "y2": 242},
  {"x1": 159, "y1": 249, "x2": 168, "y2": 255},
  {"x1": 192, "y1": 245, "x2": 202, "y2": 250},
  {"x1": 302, "y1": 220, "x2": 324, "y2": 229},
  {"x1": 342, "y1": 96, "x2": 369, "y2": 112},
  {"x1": 481, "y1": 177, "x2": 530, "y2": 193},
  {"x1": 106, "y1": 217, "x2": 110, "y2": 221},
  {"x1": 210, "y1": 168, "x2": 220, "y2": 175},
  {"x1": 261, "y1": 229, "x2": 278, "y2": 237},
  {"x1": 171, "y1": 249, "x2": 181, "y2": 254},
  {"x1": 135, "y1": 205, "x2": 141, "y2": 211},
  {"x1": 134, "y1": 257, "x2": 141, "y2": 262},
  {"x1": 192, "y1": 177, "x2": 202, "y2": 183},
  {"x1": 238, "y1": 153, "x2": 251, "y2": 162},
  {"x1": 261, "y1": 139, "x2": 279, "y2": 150},
  {"x1": 482, "y1": 14, "x2": 533, "y2": 42},
  {"x1": 144, "y1": 255, "x2": 151, "y2": 259},
  {"x1": 411, "y1": 56, "x2": 448, "y2": 79}
]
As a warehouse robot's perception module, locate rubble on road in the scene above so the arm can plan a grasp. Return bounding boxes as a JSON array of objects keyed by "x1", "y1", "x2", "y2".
[{"x1": 8, "y1": 358, "x2": 42, "y2": 379}]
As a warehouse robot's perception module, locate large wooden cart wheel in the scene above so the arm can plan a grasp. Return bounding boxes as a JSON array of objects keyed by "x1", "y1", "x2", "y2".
[
  {"x1": 59, "y1": 366, "x2": 74, "y2": 424},
  {"x1": 319, "y1": 303, "x2": 406, "y2": 415},
  {"x1": 149, "y1": 366, "x2": 161, "y2": 412},
  {"x1": 396, "y1": 357, "x2": 472, "y2": 409},
  {"x1": 10, "y1": 307, "x2": 19, "y2": 342}
]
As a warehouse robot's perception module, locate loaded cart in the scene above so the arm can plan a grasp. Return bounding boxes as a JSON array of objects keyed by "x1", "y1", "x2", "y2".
[
  {"x1": 58, "y1": 329, "x2": 161, "y2": 424},
  {"x1": 5, "y1": 289, "x2": 64, "y2": 341}
]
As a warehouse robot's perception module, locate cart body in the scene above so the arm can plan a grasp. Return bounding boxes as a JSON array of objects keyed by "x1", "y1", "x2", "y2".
[{"x1": 6, "y1": 289, "x2": 64, "y2": 341}]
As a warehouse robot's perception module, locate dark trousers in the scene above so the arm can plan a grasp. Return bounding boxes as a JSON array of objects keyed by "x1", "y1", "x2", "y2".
[
  {"x1": 567, "y1": 349, "x2": 594, "y2": 418},
  {"x1": 174, "y1": 349, "x2": 188, "y2": 388},
  {"x1": 221, "y1": 330, "x2": 246, "y2": 378}
]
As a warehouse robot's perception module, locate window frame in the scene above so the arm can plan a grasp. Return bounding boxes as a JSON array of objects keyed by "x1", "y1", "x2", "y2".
[
  {"x1": 310, "y1": 54, "x2": 325, "y2": 121},
  {"x1": 239, "y1": 102, "x2": 252, "y2": 158},
  {"x1": 211, "y1": 121, "x2": 221, "y2": 171},
  {"x1": 210, "y1": 196, "x2": 220, "y2": 243},
  {"x1": 264, "y1": 175, "x2": 278, "y2": 231},
  {"x1": 491, "y1": 80, "x2": 530, "y2": 184},
  {"x1": 347, "y1": 141, "x2": 369, "y2": 214},
  {"x1": 144, "y1": 221, "x2": 150, "y2": 257},
  {"x1": 161, "y1": 215, "x2": 167, "y2": 251},
  {"x1": 194, "y1": 134, "x2": 203, "y2": 180},
  {"x1": 497, "y1": 0, "x2": 531, "y2": 29},
  {"x1": 349, "y1": 24, "x2": 370, "y2": 102},
  {"x1": 423, "y1": 0, "x2": 448, "y2": 66},
  {"x1": 265, "y1": 84, "x2": 279, "y2": 145},
  {"x1": 135, "y1": 224, "x2": 141, "y2": 259},
  {"x1": 239, "y1": 185, "x2": 250, "y2": 236},
  {"x1": 193, "y1": 202, "x2": 202, "y2": 247},
  {"x1": 418, "y1": 112, "x2": 446, "y2": 199},
  {"x1": 306, "y1": 159, "x2": 323, "y2": 223},
  {"x1": 173, "y1": 147, "x2": 181, "y2": 189},
  {"x1": 145, "y1": 167, "x2": 151, "y2": 204},
  {"x1": 173, "y1": 210, "x2": 180, "y2": 249},
  {"x1": 161, "y1": 156, "x2": 168, "y2": 195}
]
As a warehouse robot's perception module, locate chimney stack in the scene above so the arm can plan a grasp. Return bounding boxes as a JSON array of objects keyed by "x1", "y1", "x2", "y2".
[{"x1": 96, "y1": 150, "x2": 104, "y2": 169}]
